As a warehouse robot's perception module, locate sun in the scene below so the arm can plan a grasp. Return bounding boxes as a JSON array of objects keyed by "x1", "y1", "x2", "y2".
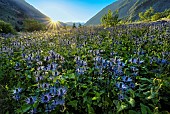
[
  {"x1": 45, "y1": 19, "x2": 62, "y2": 30},
  {"x1": 50, "y1": 20, "x2": 56, "y2": 24}
]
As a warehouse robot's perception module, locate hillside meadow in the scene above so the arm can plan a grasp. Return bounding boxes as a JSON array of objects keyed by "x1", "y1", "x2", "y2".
[{"x1": 0, "y1": 22, "x2": 170, "y2": 114}]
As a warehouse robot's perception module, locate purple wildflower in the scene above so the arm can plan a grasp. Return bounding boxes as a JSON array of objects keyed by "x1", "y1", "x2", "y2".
[
  {"x1": 25, "y1": 96, "x2": 37, "y2": 104},
  {"x1": 41, "y1": 93, "x2": 51, "y2": 103}
]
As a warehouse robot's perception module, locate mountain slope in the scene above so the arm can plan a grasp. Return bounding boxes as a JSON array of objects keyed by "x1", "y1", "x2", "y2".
[
  {"x1": 0, "y1": 0, "x2": 49, "y2": 30},
  {"x1": 85, "y1": 0, "x2": 170, "y2": 26}
]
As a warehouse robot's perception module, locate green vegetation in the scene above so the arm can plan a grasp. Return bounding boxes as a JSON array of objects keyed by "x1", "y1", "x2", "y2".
[
  {"x1": 139, "y1": 7, "x2": 154, "y2": 21},
  {"x1": 0, "y1": 20, "x2": 15, "y2": 34},
  {"x1": 23, "y1": 19, "x2": 45, "y2": 32},
  {"x1": 139, "y1": 7, "x2": 170, "y2": 21},
  {"x1": 101, "y1": 10, "x2": 120, "y2": 27},
  {"x1": 0, "y1": 22, "x2": 170, "y2": 113}
]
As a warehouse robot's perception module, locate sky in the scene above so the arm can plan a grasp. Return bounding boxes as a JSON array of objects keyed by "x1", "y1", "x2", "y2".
[{"x1": 25, "y1": 0, "x2": 115, "y2": 23}]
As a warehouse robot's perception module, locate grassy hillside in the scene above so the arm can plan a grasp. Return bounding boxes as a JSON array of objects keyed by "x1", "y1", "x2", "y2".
[
  {"x1": 0, "y1": 0, "x2": 49, "y2": 30},
  {"x1": 85, "y1": 0, "x2": 170, "y2": 25}
]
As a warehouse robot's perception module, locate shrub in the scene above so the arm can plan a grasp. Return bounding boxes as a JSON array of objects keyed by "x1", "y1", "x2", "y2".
[
  {"x1": 23, "y1": 19, "x2": 45, "y2": 32},
  {"x1": 151, "y1": 13, "x2": 162, "y2": 21},
  {"x1": 101, "y1": 10, "x2": 120, "y2": 27},
  {"x1": 0, "y1": 20, "x2": 15, "y2": 34},
  {"x1": 139, "y1": 7, "x2": 154, "y2": 21}
]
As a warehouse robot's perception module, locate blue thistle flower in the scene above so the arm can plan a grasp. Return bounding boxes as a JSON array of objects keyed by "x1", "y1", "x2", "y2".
[
  {"x1": 49, "y1": 86, "x2": 57, "y2": 96},
  {"x1": 13, "y1": 88, "x2": 22, "y2": 94},
  {"x1": 42, "y1": 83, "x2": 50, "y2": 90},
  {"x1": 129, "y1": 82, "x2": 135, "y2": 88},
  {"x1": 122, "y1": 76, "x2": 132, "y2": 82},
  {"x1": 41, "y1": 93, "x2": 51, "y2": 103},
  {"x1": 57, "y1": 87, "x2": 67, "y2": 97},
  {"x1": 118, "y1": 94, "x2": 124, "y2": 100},
  {"x1": 30, "y1": 108, "x2": 37, "y2": 114},
  {"x1": 25, "y1": 96, "x2": 37, "y2": 104},
  {"x1": 116, "y1": 82, "x2": 128, "y2": 90},
  {"x1": 13, "y1": 94, "x2": 21, "y2": 101}
]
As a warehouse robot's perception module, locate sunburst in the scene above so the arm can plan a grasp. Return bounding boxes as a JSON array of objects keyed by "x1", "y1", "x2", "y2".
[{"x1": 45, "y1": 19, "x2": 62, "y2": 30}]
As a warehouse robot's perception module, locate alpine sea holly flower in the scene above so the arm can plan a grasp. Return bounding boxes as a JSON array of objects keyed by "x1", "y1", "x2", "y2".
[
  {"x1": 53, "y1": 71, "x2": 59, "y2": 76},
  {"x1": 25, "y1": 96, "x2": 37, "y2": 104},
  {"x1": 30, "y1": 108, "x2": 37, "y2": 114},
  {"x1": 14, "y1": 63, "x2": 21, "y2": 71},
  {"x1": 118, "y1": 94, "x2": 124, "y2": 100},
  {"x1": 35, "y1": 76, "x2": 43, "y2": 82},
  {"x1": 49, "y1": 86, "x2": 57, "y2": 96},
  {"x1": 42, "y1": 83, "x2": 50, "y2": 90},
  {"x1": 44, "y1": 56, "x2": 50, "y2": 61},
  {"x1": 22, "y1": 53, "x2": 26, "y2": 58},
  {"x1": 129, "y1": 82, "x2": 135, "y2": 88},
  {"x1": 57, "y1": 87, "x2": 67, "y2": 97},
  {"x1": 118, "y1": 62, "x2": 125, "y2": 67},
  {"x1": 132, "y1": 72, "x2": 138, "y2": 76},
  {"x1": 116, "y1": 82, "x2": 128, "y2": 90},
  {"x1": 130, "y1": 66, "x2": 138, "y2": 72},
  {"x1": 129, "y1": 58, "x2": 137, "y2": 64},
  {"x1": 137, "y1": 58, "x2": 144, "y2": 64},
  {"x1": 76, "y1": 67, "x2": 85, "y2": 75},
  {"x1": 41, "y1": 93, "x2": 51, "y2": 103},
  {"x1": 13, "y1": 94, "x2": 21, "y2": 101},
  {"x1": 13, "y1": 88, "x2": 22, "y2": 94},
  {"x1": 122, "y1": 76, "x2": 133, "y2": 82}
]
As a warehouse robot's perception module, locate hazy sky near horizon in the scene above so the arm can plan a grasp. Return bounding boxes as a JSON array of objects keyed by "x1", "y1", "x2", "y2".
[{"x1": 25, "y1": 0, "x2": 115, "y2": 22}]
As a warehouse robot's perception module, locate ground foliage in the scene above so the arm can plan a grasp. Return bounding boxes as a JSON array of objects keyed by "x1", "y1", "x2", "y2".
[{"x1": 0, "y1": 22, "x2": 170, "y2": 114}]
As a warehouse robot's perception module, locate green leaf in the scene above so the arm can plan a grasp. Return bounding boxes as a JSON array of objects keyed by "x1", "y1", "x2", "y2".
[
  {"x1": 67, "y1": 100, "x2": 78, "y2": 108},
  {"x1": 140, "y1": 103, "x2": 152, "y2": 114},
  {"x1": 140, "y1": 78, "x2": 152, "y2": 83},
  {"x1": 83, "y1": 88, "x2": 91, "y2": 96},
  {"x1": 33, "y1": 101, "x2": 39, "y2": 108},
  {"x1": 128, "y1": 97, "x2": 135, "y2": 107},
  {"x1": 92, "y1": 97, "x2": 98, "y2": 100},
  {"x1": 128, "y1": 110, "x2": 137, "y2": 114},
  {"x1": 87, "y1": 104, "x2": 95, "y2": 114},
  {"x1": 140, "y1": 103, "x2": 147, "y2": 114},
  {"x1": 22, "y1": 105, "x2": 31, "y2": 113},
  {"x1": 117, "y1": 102, "x2": 128, "y2": 112},
  {"x1": 69, "y1": 73, "x2": 75, "y2": 79},
  {"x1": 17, "y1": 104, "x2": 31, "y2": 113}
]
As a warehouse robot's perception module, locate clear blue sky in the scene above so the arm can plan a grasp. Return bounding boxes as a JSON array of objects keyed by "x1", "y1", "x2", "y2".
[{"x1": 25, "y1": 0, "x2": 115, "y2": 22}]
